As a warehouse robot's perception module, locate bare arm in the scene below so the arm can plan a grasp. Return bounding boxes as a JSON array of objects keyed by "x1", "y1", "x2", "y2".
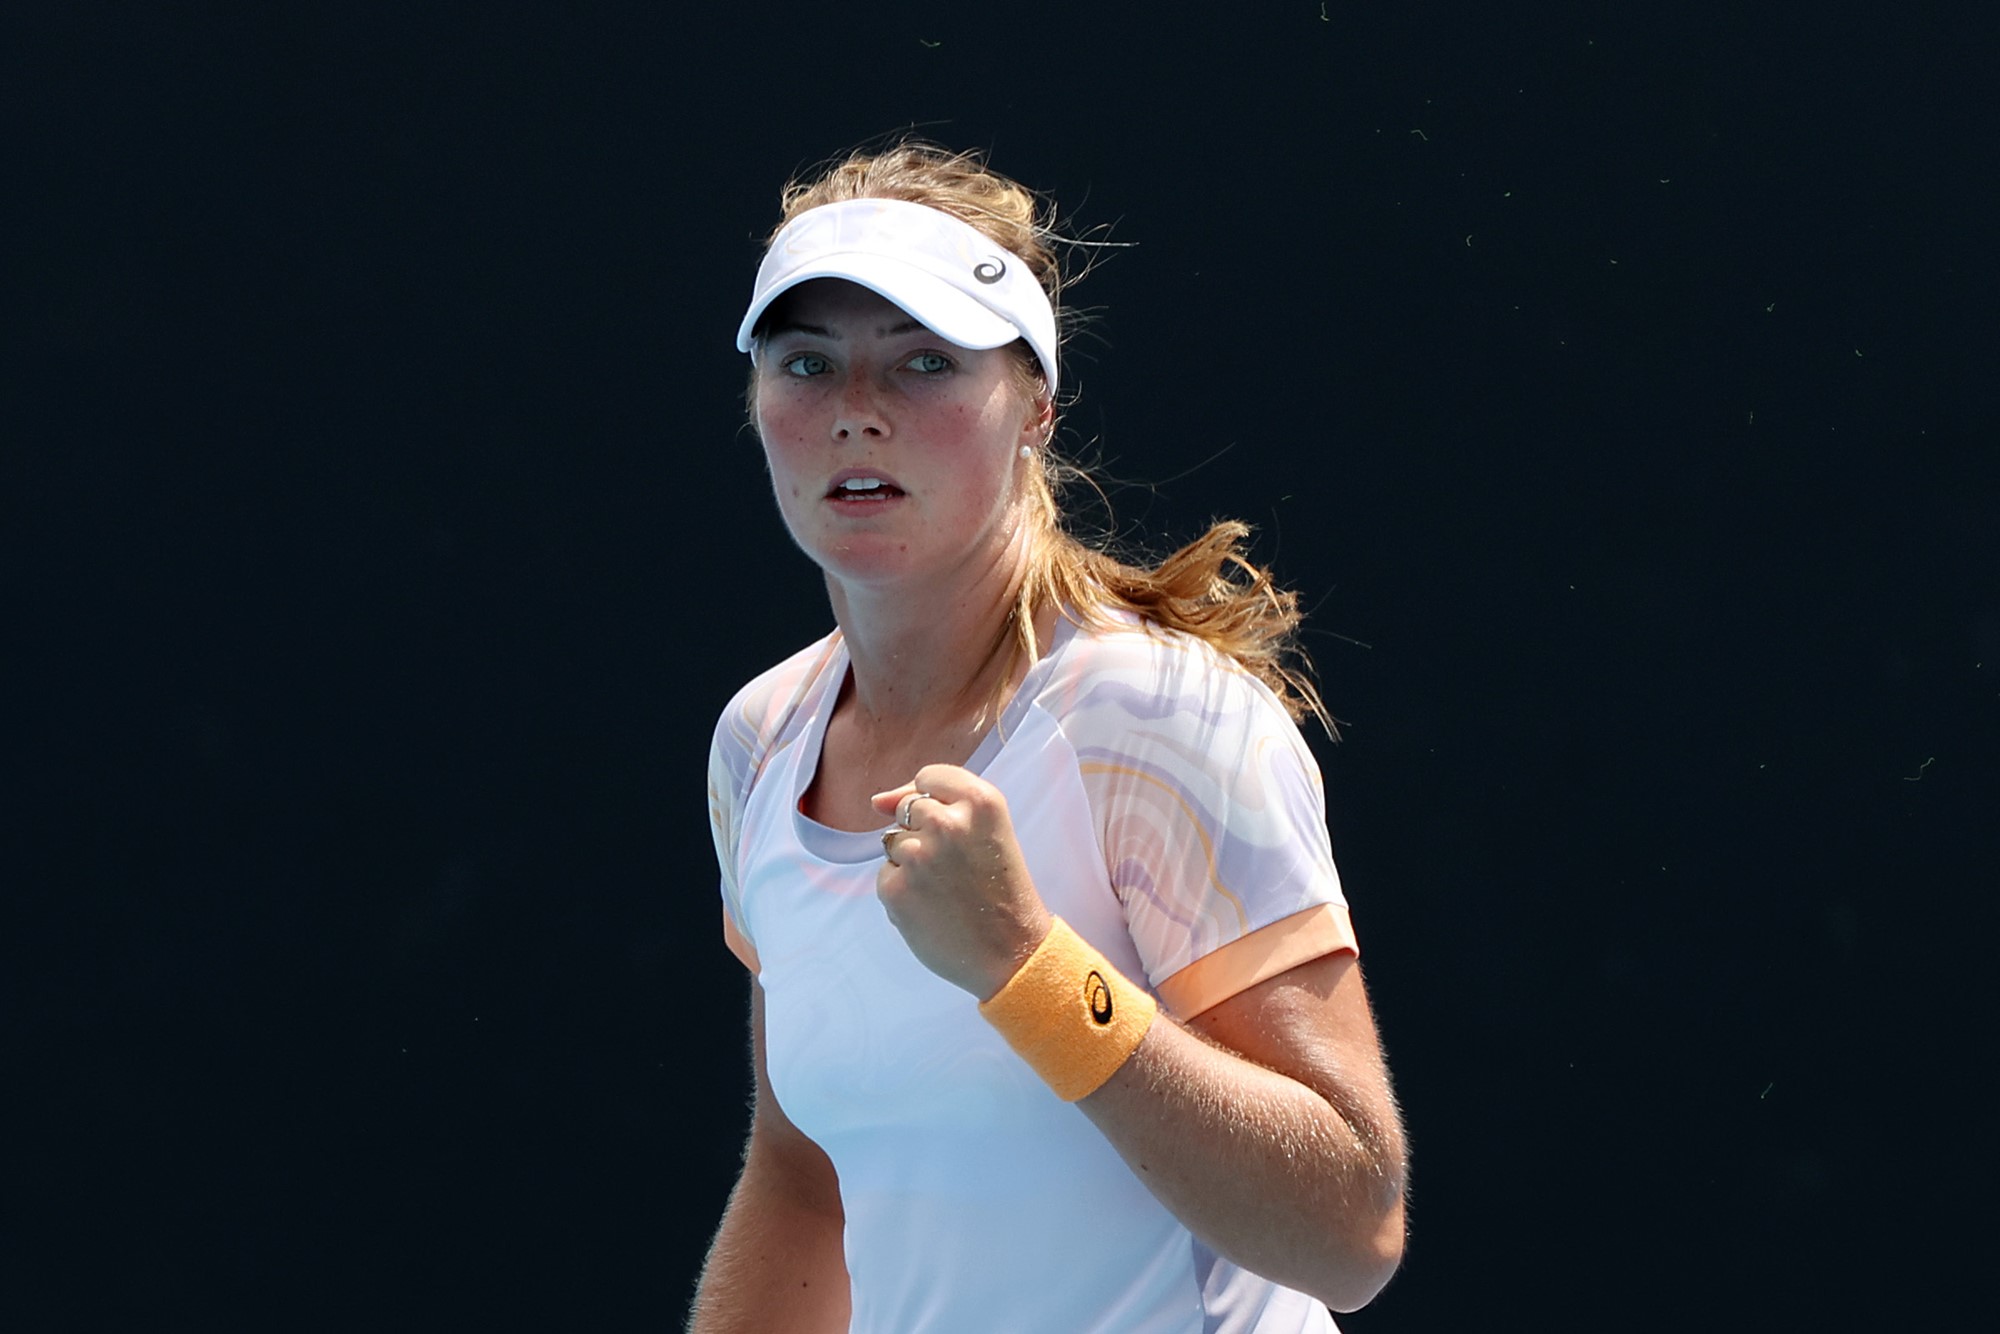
[
  {"x1": 874, "y1": 768, "x2": 1407, "y2": 1314},
  {"x1": 686, "y1": 981, "x2": 851, "y2": 1334},
  {"x1": 1078, "y1": 950, "x2": 1406, "y2": 1313}
]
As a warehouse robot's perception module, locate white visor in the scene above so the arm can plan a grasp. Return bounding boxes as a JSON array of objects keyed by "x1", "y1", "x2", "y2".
[{"x1": 735, "y1": 198, "x2": 1059, "y2": 395}]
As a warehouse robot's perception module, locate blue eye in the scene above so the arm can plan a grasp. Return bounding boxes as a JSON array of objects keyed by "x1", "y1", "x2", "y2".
[
  {"x1": 781, "y1": 352, "x2": 831, "y2": 377},
  {"x1": 906, "y1": 351, "x2": 952, "y2": 373}
]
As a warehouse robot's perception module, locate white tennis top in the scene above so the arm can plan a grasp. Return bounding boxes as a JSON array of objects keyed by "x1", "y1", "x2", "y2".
[{"x1": 708, "y1": 613, "x2": 1358, "y2": 1333}]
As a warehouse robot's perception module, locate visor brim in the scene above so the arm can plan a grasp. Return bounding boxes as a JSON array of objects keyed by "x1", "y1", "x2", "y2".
[{"x1": 736, "y1": 254, "x2": 1025, "y2": 358}]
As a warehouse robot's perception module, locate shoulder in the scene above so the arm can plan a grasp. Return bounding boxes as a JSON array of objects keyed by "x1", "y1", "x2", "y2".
[
  {"x1": 1035, "y1": 614, "x2": 1346, "y2": 1007},
  {"x1": 1038, "y1": 612, "x2": 1309, "y2": 761},
  {"x1": 708, "y1": 634, "x2": 840, "y2": 964},
  {"x1": 1034, "y1": 610, "x2": 1329, "y2": 852},
  {"x1": 709, "y1": 631, "x2": 844, "y2": 788}
]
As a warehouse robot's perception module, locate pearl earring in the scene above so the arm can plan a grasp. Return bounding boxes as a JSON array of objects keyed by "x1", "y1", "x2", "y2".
[{"x1": 1020, "y1": 444, "x2": 1034, "y2": 459}]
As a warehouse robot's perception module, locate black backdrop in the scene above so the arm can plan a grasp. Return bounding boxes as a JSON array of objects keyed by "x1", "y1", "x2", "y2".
[{"x1": 11, "y1": 4, "x2": 1995, "y2": 1329}]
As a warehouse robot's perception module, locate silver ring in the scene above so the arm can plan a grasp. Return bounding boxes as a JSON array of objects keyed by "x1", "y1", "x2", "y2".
[
  {"x1": 897, "y1": 790, "x2": 932, "y2": 830},
  {"x1": 880, "y1": 828, "x2": 902, "y2": 866}
]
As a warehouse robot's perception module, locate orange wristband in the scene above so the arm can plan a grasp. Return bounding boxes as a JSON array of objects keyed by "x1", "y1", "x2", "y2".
[{"x1": 978, "y1": 917, "x2": 1158, "y2": 1101}]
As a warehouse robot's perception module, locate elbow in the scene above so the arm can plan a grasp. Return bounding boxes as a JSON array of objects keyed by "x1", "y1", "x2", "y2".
[
  {"x1": 1319, "y1": 1228, "x2": 1404, "y2": 1313},
  {"x1": 1316, "y1": 1189, "x2": 1407, "y2": 1314}
]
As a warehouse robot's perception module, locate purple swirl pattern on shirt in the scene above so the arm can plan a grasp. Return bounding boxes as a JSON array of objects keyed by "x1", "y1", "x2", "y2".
[
  {"x1": 710, "y1": 618, "x2": 1345, "y2": 988},
  {"x1": 1034, "y1": 621, "x2": 1344, "y2": 986}
]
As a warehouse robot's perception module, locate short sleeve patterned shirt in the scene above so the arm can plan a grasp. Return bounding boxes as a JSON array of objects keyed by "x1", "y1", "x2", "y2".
[{"x1": 707, "y1": 612, "x2": 1357, "y2": 1333}]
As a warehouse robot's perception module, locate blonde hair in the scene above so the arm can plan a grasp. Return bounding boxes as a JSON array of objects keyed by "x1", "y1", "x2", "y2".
[{"x1": 758, "y1": 142, "x2": 1331, "y2": 734}]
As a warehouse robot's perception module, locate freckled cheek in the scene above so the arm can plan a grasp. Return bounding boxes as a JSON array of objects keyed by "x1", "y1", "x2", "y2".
[
  {"x1": 924, "y1": 404, "x2": 988, "y2": 454},
  {"x1": 755, "y1": 407, "x2": 815, "y2": 500}
]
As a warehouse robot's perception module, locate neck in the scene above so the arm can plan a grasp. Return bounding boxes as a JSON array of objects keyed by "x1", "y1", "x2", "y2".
[{"x1": 827, "y1": 524, "x2": 1040, "y2": 733}]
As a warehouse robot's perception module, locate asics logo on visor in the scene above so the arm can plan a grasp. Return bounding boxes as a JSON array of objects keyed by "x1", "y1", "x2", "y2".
[{"x1": 973, "y1": 256, "x2": 1006, "y2": 285}]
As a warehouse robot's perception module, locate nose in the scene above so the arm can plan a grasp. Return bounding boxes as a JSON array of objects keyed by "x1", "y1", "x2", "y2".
[{"x1": 831, "y1": 374, "x2": 889, "y2": 442}]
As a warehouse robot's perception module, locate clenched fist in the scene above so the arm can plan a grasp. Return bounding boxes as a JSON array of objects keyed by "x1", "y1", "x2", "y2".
[{"x1": 872, "y1": 764, "x2": 1055, "y2": 1000}]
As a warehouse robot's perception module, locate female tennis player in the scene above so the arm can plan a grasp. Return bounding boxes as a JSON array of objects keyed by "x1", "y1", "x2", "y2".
[{"x1": 691, "y1": 143, "x2": 1407, "y2": 1333}]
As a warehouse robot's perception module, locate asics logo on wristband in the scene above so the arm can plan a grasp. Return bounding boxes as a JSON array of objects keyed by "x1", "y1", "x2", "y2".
[{"x1": 1085, "y1": 971, "x2": 1114, "y2": 1025}]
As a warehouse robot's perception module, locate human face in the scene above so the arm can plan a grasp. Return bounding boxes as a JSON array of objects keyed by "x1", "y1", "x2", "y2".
[{"x1": 751, "y1": 279, "x2": 1047, "y2": 591}]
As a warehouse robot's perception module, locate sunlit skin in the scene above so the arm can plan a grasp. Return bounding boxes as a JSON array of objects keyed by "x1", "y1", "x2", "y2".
[
  {"x1": 752, "y1": 278, "x2": 1048, "y2": 600},
  {"x1": 697, "y1": 282, "x2": 1405, "y2": 1332},
  {"x1": 751, "y1": 279, "x2": 1055, "y2": 837}
]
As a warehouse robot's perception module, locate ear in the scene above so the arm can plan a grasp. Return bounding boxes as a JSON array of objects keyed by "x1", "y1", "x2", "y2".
[{"x1": 1020, "y1": 392, "x2": 1055, "y2": 447}]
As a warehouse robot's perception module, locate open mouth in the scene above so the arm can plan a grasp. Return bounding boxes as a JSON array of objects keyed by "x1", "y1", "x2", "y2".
[{"x1": 828, "y1": 477, "x2": 905, "y2": 502}]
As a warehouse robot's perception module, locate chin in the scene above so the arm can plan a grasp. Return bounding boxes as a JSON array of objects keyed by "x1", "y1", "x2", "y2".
[
  {"x1": 803, "y1": 534, "x2": 925, "y2": 586},
  {"x1": 825, "y1": 553, "x2": 926, "y2": 588}
]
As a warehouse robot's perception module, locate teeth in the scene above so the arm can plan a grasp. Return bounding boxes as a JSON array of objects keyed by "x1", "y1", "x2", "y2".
[{"x1": 840, "y1": 478, "x2": 886, "y2": 491}]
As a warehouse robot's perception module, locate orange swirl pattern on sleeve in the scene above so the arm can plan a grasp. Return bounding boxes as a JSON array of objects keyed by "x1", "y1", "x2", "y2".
[
  {"x1": 1049, "y1": 619, "x2": 1349, "y2": 993},
  {"x1": 721, "y1": 908, "x2": 760, "y2": 973},
  {"x1": 1077, "y1": 759, "x2": 1253, "y2": 934}
]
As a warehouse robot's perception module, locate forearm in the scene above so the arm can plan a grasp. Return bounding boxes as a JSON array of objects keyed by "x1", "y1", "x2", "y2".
[
  {"x1": 1077, "y1": 1012, "x2": 1406, "y2": 1313},
  {"x1": 867, "y1": 769, "x2": 1406, "y2": 1309},
  {"x1": 687, "y1": 1157, "x2": 851, "y2": 1334}
]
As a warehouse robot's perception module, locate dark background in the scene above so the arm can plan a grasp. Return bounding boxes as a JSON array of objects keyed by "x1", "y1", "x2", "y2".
[{"x1": 10, "y1": 3, "x2": 1995, "y2": 1329}]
